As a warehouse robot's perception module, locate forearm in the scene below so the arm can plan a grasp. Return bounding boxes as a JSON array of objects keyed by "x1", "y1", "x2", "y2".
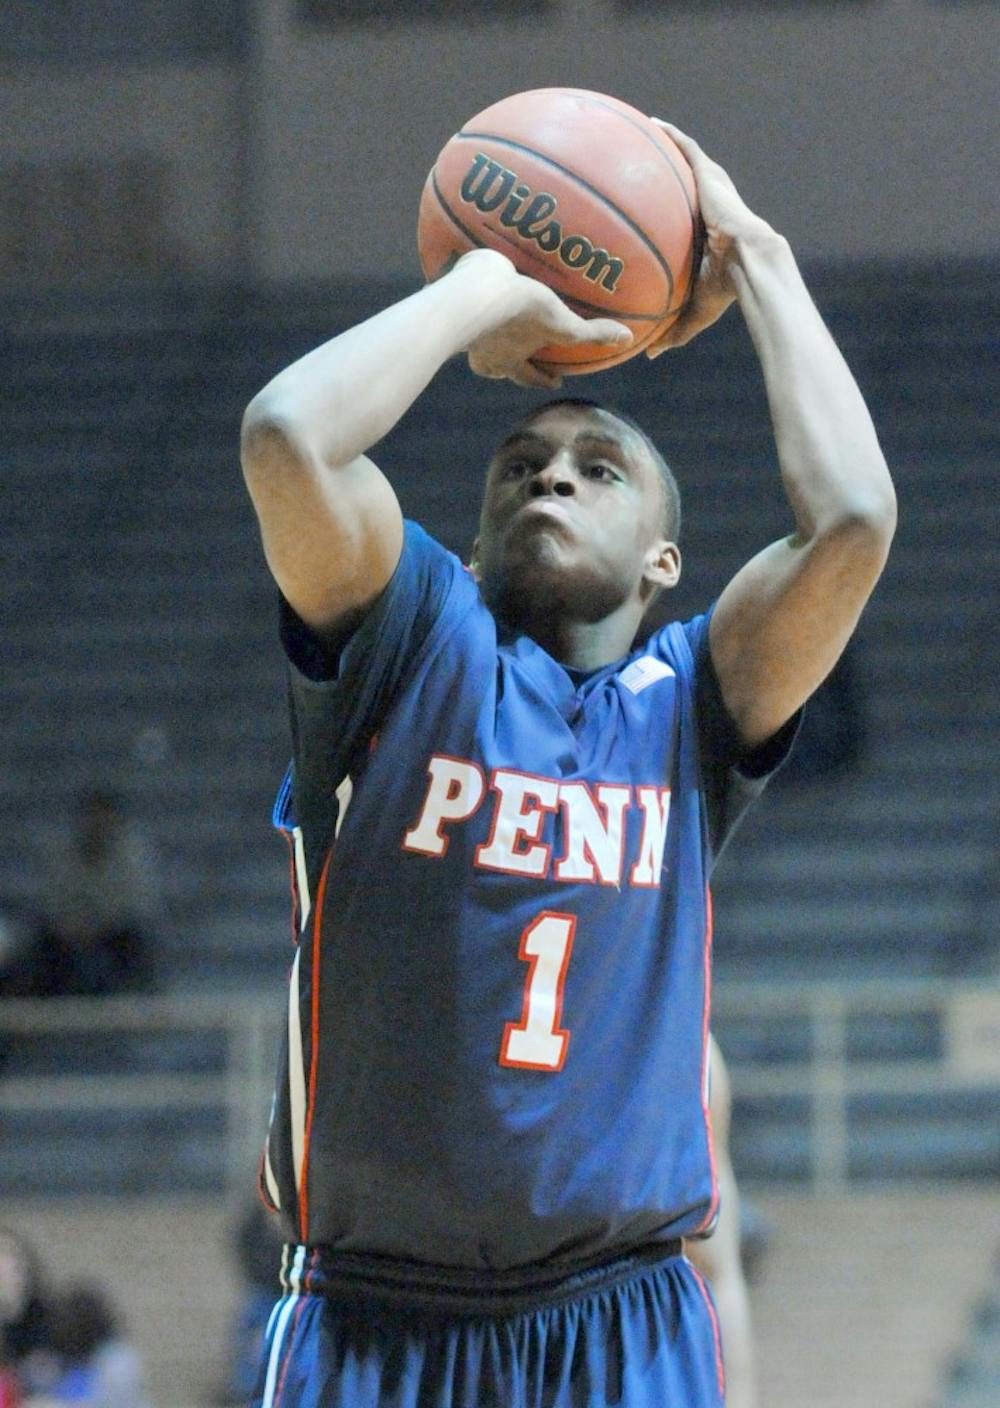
[
  {"x1": 712, "y1": 1271, "x2": 759, "y2": 1408},
  {"x1": 733, "y1": 233, "x2": 896, "y2": 542},
  {"x1": 243, "y1": 257, "x2": 514, "y2": 470}
]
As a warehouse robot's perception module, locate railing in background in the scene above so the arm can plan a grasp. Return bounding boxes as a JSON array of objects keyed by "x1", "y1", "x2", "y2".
[
  {"x1": 1, "y1": 980, "x2": 998, "y2": 1198},
  {"x1": 712, "y1": 981, "x2": 1000, "y2": 1191},
  {"x1": 0, "y1": 993, "x2": 282, "y2": 1200}
]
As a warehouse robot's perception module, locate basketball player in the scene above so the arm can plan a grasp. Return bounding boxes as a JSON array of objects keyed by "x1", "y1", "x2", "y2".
[
  {"x1": 685, "y1": 1038, "x2": 759, "y2": 1408},
  {"x1": 239, "y1": 124, "x2": 895, "y2": 1406}
]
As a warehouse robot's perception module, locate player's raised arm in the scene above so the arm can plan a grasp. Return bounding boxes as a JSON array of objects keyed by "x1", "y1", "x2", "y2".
[
  {"x1": 239, "y1": 251, "x2": 631, "y2": 635},
  {"x1": 649, "y1": 123, "x2": 897, "y2": 751}
]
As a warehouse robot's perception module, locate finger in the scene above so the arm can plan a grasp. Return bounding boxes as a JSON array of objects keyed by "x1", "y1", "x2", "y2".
[
  {"x1": 646, "y1": 332, "x2": 679, "y2": 359},
  {"x1": 563, "y1": 317, "x2": 633, "y2": 348},
  {"x1": 645, "y1": 312, "x2": 697, "y2": 358},
  {"x1": 649, "y1": 118, "x2": 701, "y2": 160},
  {"x1": 651, "y1": 121, "x2": 739, "y2": 206},
  {"x1": 467, "y1": 352, "x2": 505, "y2": 380},
  {"x1": 513, "y1": 361, "x2": 563, "y2": 390}
]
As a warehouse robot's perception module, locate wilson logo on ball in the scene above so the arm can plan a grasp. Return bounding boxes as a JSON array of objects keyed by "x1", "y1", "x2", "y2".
[{"x1": 459, "y1": 152, "x2": 625, "y2": 293}]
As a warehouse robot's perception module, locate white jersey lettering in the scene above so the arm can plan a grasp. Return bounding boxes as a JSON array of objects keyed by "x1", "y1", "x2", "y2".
[
  {"x1": 554, "y1": 782, "x2": 631, "y2": 886},
  {"x1": 629, "y1": 786, "x2": 672, "y2": 887},
  {"x1": 403, "y1": 756, "x2": 486, "y2": 857},
  {"x1": 475, "y1": 769, "x2": 560, "y2": 877},
  {"x1": 403, "y1": 754, "x2": 672, "y2": 889}
]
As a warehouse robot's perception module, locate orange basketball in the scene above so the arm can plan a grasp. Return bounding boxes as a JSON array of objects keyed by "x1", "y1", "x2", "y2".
[{"x1": 417, "y1": 88, "x2": 701, "y2": 375}]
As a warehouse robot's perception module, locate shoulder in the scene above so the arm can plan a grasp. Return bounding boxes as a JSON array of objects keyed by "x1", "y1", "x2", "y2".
[
  {"x1": 399, "y1": 518, "x2": 469, "y2": 582},
  {"x1": 367, "y1": 518, "x2": 476, "y2": 623},
  {"x1": 281, "y1": 519, "x2": 480, "y2": 684},
  {"x1": 351, "y1": 518, "x2": 477, "y2": 617},
  {"x1": 362, "y1": 518, "x2": 487, "y2": 662},
  {"x1": 637, "y1": 608, "x2": 714, "y2": 689}
]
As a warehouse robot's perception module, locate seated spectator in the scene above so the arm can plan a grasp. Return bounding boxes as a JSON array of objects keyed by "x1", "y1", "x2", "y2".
[
  {"x1": 0, "y1": 1227, "x2": 54, "y2": 1402},
  {"x1": 38, "y1": 1283, "x2": 150, "y2": 1408},
  {"x1": 6, "y1": 790, "x2": 160, "y2": 998}
]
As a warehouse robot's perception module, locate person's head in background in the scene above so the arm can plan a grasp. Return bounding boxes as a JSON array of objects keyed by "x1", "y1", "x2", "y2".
[{"x1": 47, "y1": 1284, "x2": 118, "y2": 1367}]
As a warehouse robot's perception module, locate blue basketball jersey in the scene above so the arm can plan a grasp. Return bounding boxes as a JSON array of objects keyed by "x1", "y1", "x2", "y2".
[{"x1": 259, "y1": 521, "x2": 791, "y2": 1272}]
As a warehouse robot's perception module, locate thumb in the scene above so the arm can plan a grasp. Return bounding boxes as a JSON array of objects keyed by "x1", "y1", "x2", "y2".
[
  {"x1": 646, "y1": 313, "x2": 695, "y2": 358},
  {"x1": 567, "y1": 317, "x2": 633, "y2": 347}
]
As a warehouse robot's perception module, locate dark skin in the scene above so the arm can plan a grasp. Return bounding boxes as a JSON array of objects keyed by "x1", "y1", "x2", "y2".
[{"x1": 471, "y1": 406, "x2": 679, "y2": 670}]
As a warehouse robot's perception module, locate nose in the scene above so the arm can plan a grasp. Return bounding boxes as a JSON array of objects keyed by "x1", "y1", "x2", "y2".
[{"x1": 528, "y1": 454, "x2": 576, "y2": 498}]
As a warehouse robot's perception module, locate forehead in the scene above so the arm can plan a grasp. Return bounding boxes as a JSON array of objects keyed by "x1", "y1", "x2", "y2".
[{"x1": 495, "y1": 407, "x2": 651, "y2": 470}]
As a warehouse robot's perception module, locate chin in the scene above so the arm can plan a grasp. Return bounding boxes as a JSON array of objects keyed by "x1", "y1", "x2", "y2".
[
  {"x1": 485, "y1": 553, "x2": 628, "y2": 628},
  {"x1": 487, "y1": 534, "x2": 565, "y2": 592}
]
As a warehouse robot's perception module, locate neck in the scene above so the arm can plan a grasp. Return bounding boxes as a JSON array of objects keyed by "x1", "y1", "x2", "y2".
[{"x1": 505, "y1": 597, "x2": 645, "y2": 670}]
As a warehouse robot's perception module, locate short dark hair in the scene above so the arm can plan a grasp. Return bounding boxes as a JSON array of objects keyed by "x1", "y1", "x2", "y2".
[{"x1": 510, "y1": 397, "x2": 681, "y2": 540}]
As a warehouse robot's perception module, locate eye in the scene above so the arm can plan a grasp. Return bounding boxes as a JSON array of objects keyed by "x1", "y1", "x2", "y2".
[
  {"x1": 585, "y1": 462, "x2": 618, "y2": 481},
  {"x1": 500, "y1": 458, "x2": 532, "y2": 481}
]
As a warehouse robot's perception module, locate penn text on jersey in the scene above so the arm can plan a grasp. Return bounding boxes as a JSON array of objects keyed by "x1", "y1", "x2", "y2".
[{"x1": 402, "y1": 754, "x2": 671, "y2": 887}]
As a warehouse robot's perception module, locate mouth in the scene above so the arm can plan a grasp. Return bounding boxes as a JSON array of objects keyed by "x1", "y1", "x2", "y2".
[{"x1": 513, "y1": 498, "x2": 575, "y2": 526}]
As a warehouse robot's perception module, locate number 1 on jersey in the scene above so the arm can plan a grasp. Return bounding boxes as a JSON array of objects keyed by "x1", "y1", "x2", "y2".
[{"x1": 500, "y1": 911, "x2": 577, "y2": 1072}]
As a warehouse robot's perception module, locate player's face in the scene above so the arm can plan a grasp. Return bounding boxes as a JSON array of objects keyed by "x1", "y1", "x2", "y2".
[{"x1": 475, "y1": 407, "x2": 675, "y2": 624}]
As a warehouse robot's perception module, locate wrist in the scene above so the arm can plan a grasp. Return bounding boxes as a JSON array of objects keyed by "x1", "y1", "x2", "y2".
[
  {"x1": 731, "y1": 223, "x2": 794, "y2": 286},
  {"x1": 444, "y1": 249, "x2": 528, "y2": 349}
]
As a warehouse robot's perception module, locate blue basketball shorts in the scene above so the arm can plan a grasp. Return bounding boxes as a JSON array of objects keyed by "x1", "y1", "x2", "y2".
[{"x1": 250, "y1": 1242, "x2": 725, "y2": 1408}]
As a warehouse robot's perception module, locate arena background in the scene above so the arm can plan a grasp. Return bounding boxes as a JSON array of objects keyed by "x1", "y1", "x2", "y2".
[{"x1": 1, "y1": 3, "x2": 997, "y2": 1406}]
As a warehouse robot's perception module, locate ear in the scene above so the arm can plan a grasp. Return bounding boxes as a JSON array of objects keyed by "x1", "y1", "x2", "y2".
[
  {"x1": 643, "y1": 539, "x2": 681, "y2": 594},
  {"x1": 467, "y1": 536, "x2": 482, "y2": 580}
]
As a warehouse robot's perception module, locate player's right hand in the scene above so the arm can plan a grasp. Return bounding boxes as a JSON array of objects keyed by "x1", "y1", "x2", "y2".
[{"x1": 457, "y1": 249, "x2": 632, "y2": 389}]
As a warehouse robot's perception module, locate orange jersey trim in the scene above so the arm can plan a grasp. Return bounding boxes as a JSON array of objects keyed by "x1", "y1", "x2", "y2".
[{"x1": 695, "y1": 885, "x2": 719, "y2": 1234}]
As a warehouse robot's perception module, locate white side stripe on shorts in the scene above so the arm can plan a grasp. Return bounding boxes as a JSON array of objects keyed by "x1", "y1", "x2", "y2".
[
  {"x1": 260, "y1": 1246, "x2": 306, "y2": 1408},
  {"x1": 264, "y1": 1293, "x2": 284, "y2": 1345}
]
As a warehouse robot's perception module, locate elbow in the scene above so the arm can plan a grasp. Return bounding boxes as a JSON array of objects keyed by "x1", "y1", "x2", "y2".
[
  {"x1": 820, "y1": 473, "x2": 898, "y2": 562},
  {"x1": 825, "y1": 505, "x2": 897, "y2": 590},
  {"x1": 240, "y1": 396, "x2": 311, "y2": 488},
  {"x1": 844, "y1": 493, "x2": 896, "y2": 551},
  {"x1": 240, "y1": 392, "x2": 292, "y2": 460},
  {"x1": 862, "y1": 462, "x2": 898, "y2": 545}
]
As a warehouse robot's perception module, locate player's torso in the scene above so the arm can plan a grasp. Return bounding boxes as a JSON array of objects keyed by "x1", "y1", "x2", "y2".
[{"x1": 268, "y1": 600, "x2": 716, "y2": 1270}]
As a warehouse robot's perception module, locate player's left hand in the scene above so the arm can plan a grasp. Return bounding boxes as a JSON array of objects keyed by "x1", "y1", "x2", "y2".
[{"x1": 645, "y1": 121, "x2": 779, "y2": 357}]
